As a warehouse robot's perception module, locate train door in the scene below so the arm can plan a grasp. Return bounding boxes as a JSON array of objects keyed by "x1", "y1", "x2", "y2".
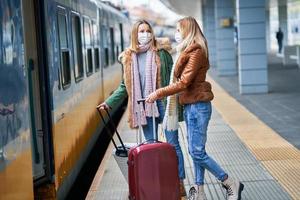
[{"x1": 22, "y1": 0, "x2": 54, "y2": 184}]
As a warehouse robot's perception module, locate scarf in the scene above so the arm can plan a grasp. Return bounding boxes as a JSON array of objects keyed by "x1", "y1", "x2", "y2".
[
  {"x1": 163, "y1": 53, "x2": 180, "y2": 131},
  {"x1": 131, "y1": 43, "x2": 159, "y2": 128}
]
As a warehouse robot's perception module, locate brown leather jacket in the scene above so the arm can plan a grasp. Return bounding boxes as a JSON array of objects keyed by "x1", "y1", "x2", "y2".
[{"x1": 154, "y1": 43, "x2": 214, "y2": 105}]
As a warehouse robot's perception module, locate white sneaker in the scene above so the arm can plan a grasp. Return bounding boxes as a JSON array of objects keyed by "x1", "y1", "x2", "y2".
[
  {"x1": 222, "y1": 177, "x2": 244, "y2": 200},
  {"x1": 188, "y1": 185, "x2": 207, "y2": 200}
]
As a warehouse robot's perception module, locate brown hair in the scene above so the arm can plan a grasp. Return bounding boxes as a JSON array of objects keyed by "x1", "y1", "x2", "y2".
[{"x1": 129, "y1": 20, "x2": 157, "y2": 52}]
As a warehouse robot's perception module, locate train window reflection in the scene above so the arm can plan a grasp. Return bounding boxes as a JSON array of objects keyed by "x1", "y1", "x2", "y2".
[
  {"x1": 84, "y1": 20, "x2": 92, "y2": 46},
  {"x1": 58, "y1": 14, "x2": 68, "y2": 48},
  {"x1": 92, "y1": 21, "x2": 100, "y2": 71},
  {"x1": 92, "y1": 21, "x2": 99, "y2": 45},
  {"x1": 84, "y1": 18, "x2": 93, "y2": 76},
  {"x1": 115, "y1": 24, "x2": 120, "y2": 60},
  {"x1": 57, "y1": 12, "x2": 71, "y2": 88},
  {"x1": 72, "y1": 15, "x2": 84, "y2": 81}
]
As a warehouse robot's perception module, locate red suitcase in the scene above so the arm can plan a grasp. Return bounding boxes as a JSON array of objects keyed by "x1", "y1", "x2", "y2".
[{"x1": 128, "y1": 100, "x2": 180, "y2": 200}]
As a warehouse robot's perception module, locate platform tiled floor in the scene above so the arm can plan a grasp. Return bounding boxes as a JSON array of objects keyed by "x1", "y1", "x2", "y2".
[
  {"x1": 208, "y1": 53, "x2": 300, "y2": 149},
  {"x1": 86, "y1": 108, "x2": 292, "y2": 200}
]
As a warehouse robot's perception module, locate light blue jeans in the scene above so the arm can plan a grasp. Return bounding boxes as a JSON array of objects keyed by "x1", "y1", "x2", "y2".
[
  {"x1": 142, "y1": 100, "x2": 164, "y2": 141},
  {"x1": 184, "y1": 102, "x2": 227, "y2": 185},
  {"x1": 165, "y1": 129, "x2": 186, "y2": 180},
  {"x1": 142, "y1": 100, "x2": 186, "y2": 181}
]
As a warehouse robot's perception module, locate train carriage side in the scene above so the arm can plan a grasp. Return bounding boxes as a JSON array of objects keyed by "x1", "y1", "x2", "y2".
[
  {"x1": 96, "y1": 4, "x2": 131, "y2": 113},
  {"x1": 0, "y1": 0, "x2": 34, "y2": 199},
  {"x1": 41, "y1": 0, "x2": 128, "y2": 199},
  {"x1": 0, "y1": 0, "x2": 129, "y2": 198}
]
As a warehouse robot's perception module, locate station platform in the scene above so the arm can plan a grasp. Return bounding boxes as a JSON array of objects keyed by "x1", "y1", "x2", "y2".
[
  {"x1": 86, "y1": 72, "x2": 300, "y2": 200},
  {"x1": 209, "y1": 52, "x2": 300, "y2": 149}
]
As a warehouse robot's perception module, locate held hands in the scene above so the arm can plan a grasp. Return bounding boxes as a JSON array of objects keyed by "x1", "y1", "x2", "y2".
[
  {"x1": 145, "y1": 92, "x2": 158, "y2": 103},
  {"x1": 96, "y1": 102, "x2": 111, "y2": 110}
]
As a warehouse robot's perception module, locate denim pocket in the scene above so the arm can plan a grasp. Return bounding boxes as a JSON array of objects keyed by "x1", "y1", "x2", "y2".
[{"x1": 189, "y1": 102, "x2": 211, "y2": 137}]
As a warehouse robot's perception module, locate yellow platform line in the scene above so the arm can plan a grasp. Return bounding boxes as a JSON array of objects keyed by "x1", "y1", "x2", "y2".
[{"x1": 208, "y1": 75, "x2": 300, "y2": 200}]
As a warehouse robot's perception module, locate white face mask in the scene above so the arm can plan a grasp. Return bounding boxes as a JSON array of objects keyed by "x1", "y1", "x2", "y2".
[
  {"x1": 138, "y1": 32, "x2": 152, "y2": 45},
  {"x1": 174, "y1": 32, "x2": 182, "y2": 43}
]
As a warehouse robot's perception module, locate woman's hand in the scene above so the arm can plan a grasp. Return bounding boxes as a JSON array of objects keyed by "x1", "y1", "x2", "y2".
[
  {"x1": 96, "y1": 102, "x2": 111, "y2": 110},
  {"x1": 146, "y1": 92, "x2": 158, "y2": 103}
]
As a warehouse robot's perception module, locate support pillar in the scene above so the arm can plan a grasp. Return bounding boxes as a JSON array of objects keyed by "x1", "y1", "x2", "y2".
[
  {"x1": 215, "y1": 0, "x2": 237, "y2": 76},
  {"x1": 202, "y1": 0, "x2": 217, "y2": 67},
  {"x1": 266, "y1": 9, "x2": 271, "y2": 52},
  {"x1": 237, "y1": 0, "x2": 268, "y2": 94}
]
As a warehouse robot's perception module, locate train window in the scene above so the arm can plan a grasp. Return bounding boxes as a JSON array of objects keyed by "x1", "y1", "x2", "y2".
[
  {"x1": 58, "y1": 14, "x2": 68, "y2": 48},
  {"x1": 92, "y1": 21, "x2": 100, "y2": 71},
  {"x1": 116, "y1": 46, "x2": 119, "y2": 58},
  {"x1": 109, "y1": 27, "x2": 115, "y2": 63},
  {"x1": 86, "y1": 49, "x2": 93, "y2": 74},
  {"x1": 57, "y1": 12, "x2": 71, "y2": 88},
  {"x1": 114, "y1": 25, "x2": 120, "y2": 60},
  {"x1": 103, "y1": 25, "x2": 109, "y2": 68},
  {"x1": 84, "y1": 20, "x2": 92, "y2": 46},
  {"x1": 104, "y1": 47, "x2": 109, "y2": 67},
  {"x1": 92, "y1": 21, "x2": 99, "y2": 45},
  {"x1": 71, "y1": 15, "x2": 84, "y2": 82},
  {"x1": 61, "y1": 51, "x2": 71, "y2": 84},
  {"x1": 94, "y1": 48, "x2": 100, "y2": 70},
  {"x1": 84, "y1": 18, "x2": 93, "y2": 76},
  {"x1": 119, "y1": 23, "x2": 124, "y2": 51}
]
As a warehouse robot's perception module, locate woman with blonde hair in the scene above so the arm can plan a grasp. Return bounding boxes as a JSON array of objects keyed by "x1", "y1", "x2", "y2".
[
  {"x1": 146, "y1": 17, "x2": 244, "y2": 200},
  {"x1": 98, "y1": 20, "x2": 170, "y2": 139},
  {"x1": 97, "y1": 20, "x2": 187, "y2": 196}
]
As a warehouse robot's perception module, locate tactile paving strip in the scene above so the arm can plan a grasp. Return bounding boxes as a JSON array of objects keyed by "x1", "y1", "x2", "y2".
[
  {"x1": 88, "y1": 99, "x2": 293, "y2": 199},
  {"x1": 207, "y1": 124, "x2": 233, "y2": 133},
  {"x1": 179, "y1": 108, "x2": 292, "y2": 200},
  {"x1": 207, "y1": 133, "x2": 240, "y2": 143},
  {"x1": 208, "y1": 76, "x2": 298, "y2": 200},
  {"x1": 251, "y1": 147, "x2": 300, "y2": 161},
  {"x1": 262, "y1": 160, "x2": 300, "y2": 200}
]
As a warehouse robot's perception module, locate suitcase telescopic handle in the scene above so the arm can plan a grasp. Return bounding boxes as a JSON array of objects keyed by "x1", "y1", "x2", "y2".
[{"x1": 96, "y1": 107, "x2": 128, "y2": 157}]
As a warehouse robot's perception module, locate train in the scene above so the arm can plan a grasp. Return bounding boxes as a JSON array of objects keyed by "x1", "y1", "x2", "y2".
[{"x1": 0, "y1": 0, "x2": 130, "y2": 199}]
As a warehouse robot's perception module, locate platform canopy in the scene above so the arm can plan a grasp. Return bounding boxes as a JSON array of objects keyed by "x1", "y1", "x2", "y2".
[
  {"x1": 160, "y1": 0, "x2": 288, "y2": 13},
  {"x1": 159, "y1": 0, "x2": 202, "y2": 21}
]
